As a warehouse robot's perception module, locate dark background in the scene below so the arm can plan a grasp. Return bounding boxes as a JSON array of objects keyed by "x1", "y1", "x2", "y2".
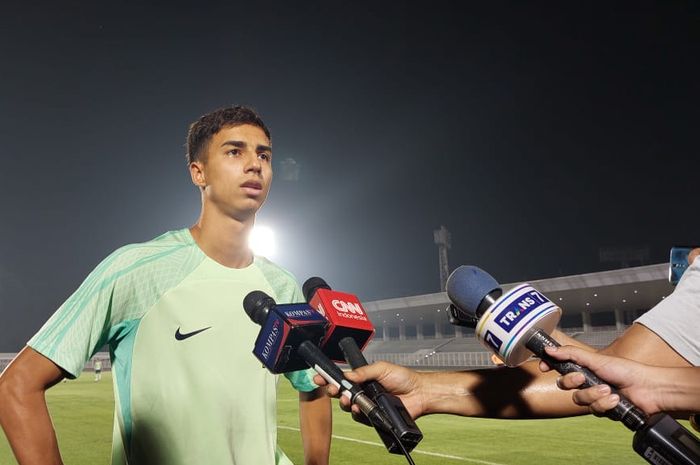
[{"x1": 1, "y1": 1, "x2": 698, "y2": 351}]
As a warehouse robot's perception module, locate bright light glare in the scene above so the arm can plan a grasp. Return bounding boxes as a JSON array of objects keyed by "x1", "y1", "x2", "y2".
[{"x1": 249, "y1": 225, "x2": 277, "y2": 258}]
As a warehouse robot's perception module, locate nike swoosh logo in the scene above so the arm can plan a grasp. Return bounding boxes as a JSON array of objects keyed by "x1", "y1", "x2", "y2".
[{"x1": 175, "y1": 326, "x2": 212, "y2": 341}]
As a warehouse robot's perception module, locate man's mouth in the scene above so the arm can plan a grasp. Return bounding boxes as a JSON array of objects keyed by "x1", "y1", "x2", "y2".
[{"x1": 241, "y1": 181, "x2": 263, "y2": 195}]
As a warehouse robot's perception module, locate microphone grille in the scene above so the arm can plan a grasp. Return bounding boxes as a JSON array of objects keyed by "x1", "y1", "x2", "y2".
[
  {"x1": 302, "y1": 276, "x2": 331, "y2": 302},
  {"x1": 243, "y1": 290, "x2": 275, "y2": 325},
  {"x1": 446, "y1": 266, "x2": 501, "y2": 317}
]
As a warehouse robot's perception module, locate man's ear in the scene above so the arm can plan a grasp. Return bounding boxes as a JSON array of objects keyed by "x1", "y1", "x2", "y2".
[{"x1": 189, "y1": 161, "x2": 206, "y2": 188}]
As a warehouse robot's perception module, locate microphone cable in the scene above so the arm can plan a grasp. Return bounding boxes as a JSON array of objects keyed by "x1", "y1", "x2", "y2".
[{"x1": 388, "y1": 427, "x2": 416, "y2": 465}]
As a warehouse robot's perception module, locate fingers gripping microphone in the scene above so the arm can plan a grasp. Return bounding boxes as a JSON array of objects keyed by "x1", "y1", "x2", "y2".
[
  {"x1": 339, "y1": 336, "x2": 423, "y2": 454},
  {"x1": 447, "y1": 266, "x2": 700, "y2": 465},
  {"x1": 243, "y1": 290, "x2": 392, "y2": 432}
]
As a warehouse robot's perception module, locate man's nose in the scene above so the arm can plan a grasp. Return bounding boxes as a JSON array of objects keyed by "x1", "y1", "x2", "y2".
[{"x1": 245, "y1": 153, "x2": 262, "y2": 173}]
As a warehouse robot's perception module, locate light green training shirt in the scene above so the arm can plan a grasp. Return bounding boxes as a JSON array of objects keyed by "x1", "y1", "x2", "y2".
[{"x1": 28, "y1": 229, "x2": 317, "y2": 465}]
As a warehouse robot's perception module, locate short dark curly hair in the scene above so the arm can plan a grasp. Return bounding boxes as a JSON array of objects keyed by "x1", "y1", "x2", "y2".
[{"x1": 186, "y1": 105, "x2": 271, "y2": 164}]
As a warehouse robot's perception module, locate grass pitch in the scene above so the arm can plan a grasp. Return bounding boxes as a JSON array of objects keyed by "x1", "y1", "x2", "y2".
[{"x1": 1, "y1": 371, "x2": 695, "y2": 464}]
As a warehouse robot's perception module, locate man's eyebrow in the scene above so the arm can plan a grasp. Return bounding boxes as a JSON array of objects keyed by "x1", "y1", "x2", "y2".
[
  {"x1": 221, "y1": 140, "x2": 246, "y2": 148},
  {"x1": 220, "y1": 141, "x2": 272, "y2": 152}
]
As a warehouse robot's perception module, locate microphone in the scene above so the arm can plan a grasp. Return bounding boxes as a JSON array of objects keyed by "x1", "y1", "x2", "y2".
[
  {"x1": 339, "y1": 336, "x2": 423, "y2": 454},
  {"x1": 243, "y1": 290, "x2": 393, "y2": 432},
  {"x1": 303, "y1": 277, "x2": 375, "y2": 362},
  {"x1": 243, "y1": 290, "x2": 327, "y2": 373},
  {"x1": 303, "y1": 277, "x2": 423, "y2": 454},
  {"x1": 446, "y1": 265, "x2": 700, "y2": 465},
  {"x1": 447, "y1": 266, "x2": 644, "y2": 427}
]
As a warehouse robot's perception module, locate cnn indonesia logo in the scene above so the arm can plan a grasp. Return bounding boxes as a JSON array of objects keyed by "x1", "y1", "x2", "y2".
[{"x1": 331, "y1": 299, "x2": 367, "y2": 320}]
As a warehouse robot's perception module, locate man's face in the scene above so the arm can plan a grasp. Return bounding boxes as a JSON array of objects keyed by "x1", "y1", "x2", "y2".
[{"x1": 193, "y1": 124, "x2": 273, "y2": 221}]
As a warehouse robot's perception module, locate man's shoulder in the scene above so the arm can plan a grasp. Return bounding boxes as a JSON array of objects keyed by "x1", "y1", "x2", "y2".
[
  {"x1": 254, "y1": 256, "x2": 300, "y2": 303},
  {"x1": 113, "y1": 228, "x2": 192, "y2": 256},
  {"x1": 254, "y1": 256, "x2": 296, "y2": 282},
  {"x1": 96, "y1": 229, "x2": 198, "y2": 279}
]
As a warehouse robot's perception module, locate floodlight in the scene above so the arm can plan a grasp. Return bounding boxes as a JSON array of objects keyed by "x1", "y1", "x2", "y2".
[{"x1": 249, "y1": 225, "x2": 277, "y2": 258}]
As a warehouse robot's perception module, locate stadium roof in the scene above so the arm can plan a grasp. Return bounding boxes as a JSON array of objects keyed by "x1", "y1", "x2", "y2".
[{"x1": 362, "y1": 263, "x2": 674, "y2": 326}]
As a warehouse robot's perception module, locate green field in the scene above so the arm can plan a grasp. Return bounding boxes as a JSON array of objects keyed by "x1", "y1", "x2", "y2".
[{"x1": 1, "y1": 371, "x2": 694, "y2": 464}]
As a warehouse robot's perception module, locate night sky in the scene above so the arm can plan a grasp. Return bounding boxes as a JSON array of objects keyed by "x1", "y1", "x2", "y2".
[{"x1": 1, "y1": 2, "x2": 698, "y2": 351}]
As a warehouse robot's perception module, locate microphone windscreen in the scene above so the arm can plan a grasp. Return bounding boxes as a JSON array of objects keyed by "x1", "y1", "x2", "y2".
[
  {"x1": 243, "y1": 290, "x2": 275, "y2": 325},
  {"x1": 302, "y1": 276, "x2": 331, "y2": 302},
  {"x1": 446, "y1": 265, "x2": 501, "y2": 317}
]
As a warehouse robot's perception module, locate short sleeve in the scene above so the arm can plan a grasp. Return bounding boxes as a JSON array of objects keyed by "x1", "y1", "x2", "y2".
[
  {"x1": 284, "y1": 367, "x2": 320, "y2": 392},
  {"x1": 635, "y1": 256, "x2": 700, "y2": 366},
  {"x1": 27, "y1": 250, "x2": 124, "y2": 378},
  {"x1": 27, "y1": 233, "x2": 202, "y2": 378}
]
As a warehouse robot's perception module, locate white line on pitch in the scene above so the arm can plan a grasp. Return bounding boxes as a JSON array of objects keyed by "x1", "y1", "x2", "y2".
[{"x1": 277, "y1": 425, "x2": 507, "y2": 465}]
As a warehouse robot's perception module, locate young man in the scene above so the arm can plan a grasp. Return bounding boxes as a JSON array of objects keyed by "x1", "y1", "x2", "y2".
[{"x1": 0, "y1": 106, "x2": 332, "y2": 465}]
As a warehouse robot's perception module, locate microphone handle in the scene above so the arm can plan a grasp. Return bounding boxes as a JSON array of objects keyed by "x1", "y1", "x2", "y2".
[
  {"x1": 525, "y1": 328, "x2": 647, "y2": 431},
  {"x1": 338, "y1": 337, "x2": 387, "y2": 399},
  {"x1": 338, "y1": 336, "x2": 424, "y2": 455},
  {"x1": 296, "y1": 340, "x2": 393, "y2": 432}
]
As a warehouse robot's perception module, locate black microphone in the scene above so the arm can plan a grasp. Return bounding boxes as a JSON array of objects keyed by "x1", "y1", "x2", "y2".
[
  {"x1": 447, "y1": 265, "x2": 700, "y2": 465},
  {"x1": 243, "y1": 290, "x2": 393, "y2": 432},
  {"x1": 339, "y1": 336, "x2": 423, "y2": 455},
  {"x1": 243, "y1": 290, "x2": 327, "y2": 373},
  {"x1": 302, "y1": 276, "x2": 423, "y2": 454}
]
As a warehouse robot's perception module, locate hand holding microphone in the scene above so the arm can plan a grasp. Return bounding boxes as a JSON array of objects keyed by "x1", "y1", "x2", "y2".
[
  {"x1": 447, "y1": 265, "x2": 700, "y2": 465},
  {"x1": 539, "y1": 345, "x2": 698, "y2": 417},
  {"x1": 303, "y1": 277, "x2": 423, "y2": 455},
  {"x1": 313, "y1": 359, "x2": 426, "y2": 421},
  {"x1": 446, "y1": 265, "x2": 646, "y2": 429}
]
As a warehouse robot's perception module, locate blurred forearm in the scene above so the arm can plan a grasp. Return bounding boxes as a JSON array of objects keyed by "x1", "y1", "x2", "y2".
[
  {"x1": 0, "y1": 347, "x2": 66, "y2": 465},
  {"x1": 0, "y1": 378, "x2": 64, "y2": 465},
  {"x1": 418, "y1": 329, "x2": 592, "y2": 419},
  {"x1": 299, "y1": 387, "x2": 331, "y2": 465},
  {"x1": 421, "y1": 359, "x2": 589, "y2": 419}
]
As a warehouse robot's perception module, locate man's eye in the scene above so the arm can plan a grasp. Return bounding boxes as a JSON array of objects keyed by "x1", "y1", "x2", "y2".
[
  {"x1": 259, "y1": 153, "x2": 271, "y2": 161},
  {"x1": 227, "y1": 149, "x2": 241, "y2": 156}
]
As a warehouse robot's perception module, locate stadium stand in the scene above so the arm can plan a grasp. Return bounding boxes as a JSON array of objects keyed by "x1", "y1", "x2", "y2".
[
  {"x1": 0, "y1": 354, "x2": 14, "y2": 374},
  {"x1": 568, "y1": 326, "x2": 627, "y2": 348},
  {"x1": 361, "y1": 325, "x2": 631, "y2": 369},
  {"x1": 356, "y1": 263, "x2": 671, "y2": 369}
]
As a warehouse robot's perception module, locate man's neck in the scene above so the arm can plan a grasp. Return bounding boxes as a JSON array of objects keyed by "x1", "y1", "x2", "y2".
[{"x1": 189, "y1": 207, "x2": 255, "y2": 269}]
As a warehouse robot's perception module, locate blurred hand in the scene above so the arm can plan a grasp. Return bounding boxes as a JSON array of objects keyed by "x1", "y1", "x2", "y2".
[
  {"x1": 539, "y1": 345, "x2": 661, "y2": 416},
  {"x1": 689, "y1": 248, "x2": 700, "y2": 265},
  {"x1": 313, "y1": 361, "x2": 426, "y2": 421}
]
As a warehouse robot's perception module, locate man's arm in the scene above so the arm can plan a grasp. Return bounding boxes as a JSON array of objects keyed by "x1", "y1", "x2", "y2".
[
  {"x1": 0, "y1": 347, "x2": 66, "y2": 465},
  {"x1": 323, "y1": 325, "x2": 692, "y2": 419},
  {"x1": 340, "y1": 350, "x2": 585, "y2": 419},
  {"x1": 320, "y1": 329, "x2": 592, "y2": 419},
  {"x1": 425, "y1": 325, "x2": 690, "y2": 418},
  {"x1": 298, "y1": 387, "x2": 331, "y2": 465},
  {"x1": 601, "y1": 323, "x2": 691, "y2": 367}
]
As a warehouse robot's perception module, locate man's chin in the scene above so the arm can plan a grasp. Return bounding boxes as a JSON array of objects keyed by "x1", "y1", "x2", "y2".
[{"x1": 227, "y1": 203, "x2": 264, "y2": 222}]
